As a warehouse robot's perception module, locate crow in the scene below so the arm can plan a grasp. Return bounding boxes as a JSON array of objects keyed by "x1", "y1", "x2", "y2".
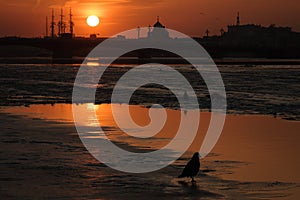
[{"x1": 178, "y1": 152, "x2": 200, "y2": 182}]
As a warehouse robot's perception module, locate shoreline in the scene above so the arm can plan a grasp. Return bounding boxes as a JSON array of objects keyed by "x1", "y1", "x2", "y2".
[
  {"x1": 0, "y1": 63, "x2": 299, "y2": 121},
  {"x1": 1, "y1": 57, "x2": 300, "y2": 65},
  {"x1": 1, "y1": 102, "x2": 299, "y2": 121}
]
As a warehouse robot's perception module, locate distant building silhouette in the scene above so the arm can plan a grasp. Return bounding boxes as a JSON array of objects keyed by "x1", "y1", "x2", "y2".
[
  {"x1": 148, "y1": 16, "x2": 170, "y2": 39},
  {"x1": 200, "y1": 13, "x2": 300, "y2": 58},
  {"x1": 223, "y1": 13, "x2": 299, "y2": 48},
  {"x1": 2, "y1": 13, "x2": 300, "y2": 59}
]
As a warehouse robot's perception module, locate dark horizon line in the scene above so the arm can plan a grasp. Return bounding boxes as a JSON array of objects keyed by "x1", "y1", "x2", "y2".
[
  {"x1": 1, "y1": 20, "x2": 299, "y2": 39},
  {"x1": 1, "y1": 23, "x2": 300, "y2": 40}
]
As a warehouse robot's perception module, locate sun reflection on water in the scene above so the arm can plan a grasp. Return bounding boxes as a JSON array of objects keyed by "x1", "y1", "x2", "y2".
[{"x1": 1, "y1": 104, "x2": 300, "y2": 182}]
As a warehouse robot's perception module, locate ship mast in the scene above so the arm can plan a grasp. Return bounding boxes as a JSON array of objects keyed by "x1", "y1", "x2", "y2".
[
  {"x1": 50, "y1": 8, "x2": 55, "y2": 38},
  {"x1": 46, "y1": 16, "x2": 48, "y2": 37},
  {"x1": 69, "y1": 8, "x2": 74, "y2": 36},
  {"x1": 58, "y1": 8, "x2": 65, "y2": 36}
]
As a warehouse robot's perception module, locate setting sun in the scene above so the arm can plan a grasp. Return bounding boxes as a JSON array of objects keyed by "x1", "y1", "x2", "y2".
[{"x1": 86, "y1": 15, "x2": 100, "y2": 27}]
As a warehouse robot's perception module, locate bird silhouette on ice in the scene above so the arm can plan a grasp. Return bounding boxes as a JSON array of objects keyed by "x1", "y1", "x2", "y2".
[{"x1": 178, "y1": 152, "x2": 200, "y2": 182}]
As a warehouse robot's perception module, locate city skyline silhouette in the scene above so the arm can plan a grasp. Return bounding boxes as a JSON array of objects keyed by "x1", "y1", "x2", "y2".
[{"x1": 0, "y1": 0, "x2": 299, "y2": 37}]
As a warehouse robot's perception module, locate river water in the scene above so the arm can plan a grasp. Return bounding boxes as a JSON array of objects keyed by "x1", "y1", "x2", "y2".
[{"x1": 0, "y1": 62, "x2": 299, "y2": 199}]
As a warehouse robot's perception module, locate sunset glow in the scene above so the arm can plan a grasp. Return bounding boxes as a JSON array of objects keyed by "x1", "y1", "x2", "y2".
[
  {"x1": 0, "y1": 0, "x2": 299, "y2": 37},
  {"x1": 87, "y1": 15, "x2": 100, "y2": 27}
]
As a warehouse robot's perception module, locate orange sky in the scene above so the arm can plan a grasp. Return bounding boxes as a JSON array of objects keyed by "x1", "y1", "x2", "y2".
[{"x1": 0, "y1": 0, "x2": 299, "y2": 37}]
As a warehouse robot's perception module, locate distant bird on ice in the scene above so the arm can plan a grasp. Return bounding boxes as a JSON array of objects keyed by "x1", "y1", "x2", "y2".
[{"x1": 178, "y1": 152, "x2": 200, "y2": 182}]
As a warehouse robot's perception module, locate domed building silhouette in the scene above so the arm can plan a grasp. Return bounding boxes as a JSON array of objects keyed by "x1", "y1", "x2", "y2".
[{"x1": 148, "y1": 16, "x2": 170, "y2": 39}]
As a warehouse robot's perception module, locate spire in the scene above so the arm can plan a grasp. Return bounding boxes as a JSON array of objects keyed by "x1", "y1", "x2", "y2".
[
  {"x1": 137, "y1": 26, "x2": 141, "y2": 39},
  {"x1": 205, "y1": 29, "x2": 209, "y2": 37},
  {"x1": 237, "y1": 12, "x2": 240, "y2": 26},
  {"x1": 220, "y1": 28, "x2": 225, "y2": 36},
  {"x1": 153, "y1": 16, "x2": 165, "y2": 28}
]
